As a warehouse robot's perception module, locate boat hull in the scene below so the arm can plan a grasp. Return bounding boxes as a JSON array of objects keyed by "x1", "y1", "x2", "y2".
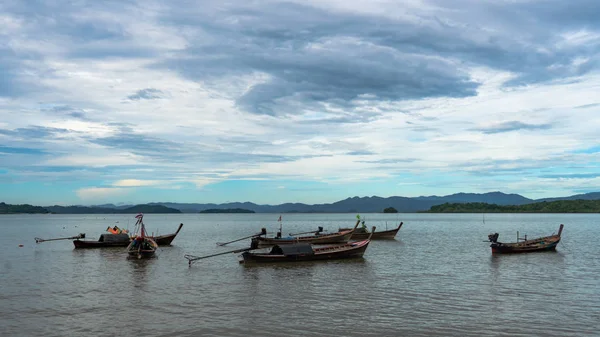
[
  {"x1": 73, "y1": 240, "x2": 129, "y2": 248},
  {"x1": 73, "y1": 223, "x2": 183, "y2": 248},
  {"x1": 341, "y1": 222, "x2": 403, "y2": 240},
  {"x1": 241, "y1": 240, "x2": 370, "y2": 264},
  {"x1": 127, "y1": 238, "x2": 158, "y2": 259},
  {"x1": 491, "y1": 240, "x2": 560, "y2": 254},
  {"x1": 489, "y1": 224, "x2": 563, "y2": 254}
]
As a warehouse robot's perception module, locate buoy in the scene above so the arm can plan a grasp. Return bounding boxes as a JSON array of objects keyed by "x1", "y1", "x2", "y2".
[{"x1": 18, "y1": 244, "x2": 23, "y2": 247}]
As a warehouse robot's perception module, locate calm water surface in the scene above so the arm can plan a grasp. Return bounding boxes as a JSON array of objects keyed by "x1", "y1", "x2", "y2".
[{"x1": 1, "y1": 213, "x2": 599, "y2": 336}]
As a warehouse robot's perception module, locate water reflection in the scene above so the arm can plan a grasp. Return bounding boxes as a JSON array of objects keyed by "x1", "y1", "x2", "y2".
[
  {"x1": 2, "y1": 213, "x2": 599, "y2": 337},
  {"x1": 128, "y1": 258, "x2": 153, "y2": 294}
]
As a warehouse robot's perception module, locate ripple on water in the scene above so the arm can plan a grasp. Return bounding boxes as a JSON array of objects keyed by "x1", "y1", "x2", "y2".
[{"x1": 1, "y1": 213, "x2": 599, "y2": 336}]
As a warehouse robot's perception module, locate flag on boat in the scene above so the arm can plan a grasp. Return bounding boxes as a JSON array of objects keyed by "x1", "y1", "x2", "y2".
[
  {"x1": 278, "y1": 215, "x2": 282, "y2": 222},
  {"x1": 356, "y1": 214, "x2": 360, "y2": 220}
]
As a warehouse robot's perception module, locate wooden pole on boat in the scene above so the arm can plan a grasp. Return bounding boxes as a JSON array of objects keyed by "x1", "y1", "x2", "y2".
[
  {"x1": 216, "y1": 228, "x2": 267, "y2": 246},
  {"x1": 185, "y1": 247, "x2": 253, "y2": 266},
  {"x1": 368, "y1": 226, "x2": 376, "y2": 240},
  {"x1": 35, "y1": 233, "x2": 85, "y2": 243},
  {"x1": 278, "y1": 215, "x2": 282, "y2": 238},
  {"x1": 289, "y1": 226, "x2": 324, "y2": 236},
  {"x1": 557, "y1": 224, "x2": 564, "y2": 237}
]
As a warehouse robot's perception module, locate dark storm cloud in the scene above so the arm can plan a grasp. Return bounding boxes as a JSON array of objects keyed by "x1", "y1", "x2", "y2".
[
  {"x1": 3, "y1": 0, "x2": 599, "y2": 116},
  {"x1": 149, "y1": 0, "x2": 600, "y2": 116},
  {"x1": 154, "y1": 2, "x2": 479, "y2": 115},
  {"x1": 0, "y1": 0, "x2": 145, "y2": 98}
]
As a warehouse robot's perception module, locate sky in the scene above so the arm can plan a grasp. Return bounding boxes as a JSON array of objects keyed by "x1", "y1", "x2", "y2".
[{"x1": 1, "y1": 0, "x2": 600, "y2": 206}]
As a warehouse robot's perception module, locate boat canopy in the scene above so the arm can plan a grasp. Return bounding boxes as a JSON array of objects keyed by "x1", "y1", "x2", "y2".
[
  {"x1": 271, "y1": 243, "x2": 315, "y2": 256},
  {"x1": 98, "y1": 233, "x2": 130, "y2": 243}
]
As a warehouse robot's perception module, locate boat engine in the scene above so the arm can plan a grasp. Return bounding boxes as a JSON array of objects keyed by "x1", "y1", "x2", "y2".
[
  {"x1": 488, "y1": 233, "x2": 500, "y2": 243},
  {"x1": 250, "y1": 237, "x2": 259, "y2": 250}
]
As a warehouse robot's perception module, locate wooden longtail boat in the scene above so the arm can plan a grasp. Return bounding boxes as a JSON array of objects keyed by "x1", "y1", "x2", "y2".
[
  {"x1": 72, "y1": 223, "x2": 183, "y2": 248},
  {"x1": 240, "y1": 227, "x2": 375, "y2": 264},
  {"x1": 488, "y1": 224, "x2": 564, "y2": 254},
  {"x1": 126, "y1": 214, "x2": 158, "y2": 259},
  {"x1": 253, "y1": 219, "x2": 360, "y2": 247},
  {"x1": 339, "y1": 221, "x2": 403, "y2": 240},
  {"x1": 134, "y1": 223, "x2": 183, "y2": 246}
]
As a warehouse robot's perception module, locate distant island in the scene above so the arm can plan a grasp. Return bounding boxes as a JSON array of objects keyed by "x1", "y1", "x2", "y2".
[
  {"x1": 199, "y1": 208, "x2": 255, "y2": 213},
  {"x1": 424, "y1": 200, "x2": 600, "y2": 213},
  {"x1": 0, "y1": 202, "x2": 50, "y2": 214},
  {"x1": 383, "y1": 207, "x2": 398, "y2": 213},
  {"x1": 0, "y1": 202, "x2": 182, "y2": 214},
  {"x1": 3, "y1": 191, "x2": 600, "y2": 213}
]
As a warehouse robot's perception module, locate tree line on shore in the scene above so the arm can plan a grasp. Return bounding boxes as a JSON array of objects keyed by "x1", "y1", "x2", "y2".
[
  {"x1": 2, "y1": 199, "x2": 600, "y2": 214},
  {"x1": 425, "y1": 199, "x2": 600, "y2": 213}
]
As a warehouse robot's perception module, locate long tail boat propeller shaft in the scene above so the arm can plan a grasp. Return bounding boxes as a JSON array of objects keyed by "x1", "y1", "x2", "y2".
[
  {"x1": 216, "y1": 228, "x2": 267, "y2": 246},
  {"x1": 35, "y1": 233, "x2": 86, "y2": 244}
]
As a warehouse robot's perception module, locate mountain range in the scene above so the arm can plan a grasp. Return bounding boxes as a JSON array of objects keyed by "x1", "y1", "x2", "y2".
[{"x1": 86, "y1": 191, "x2": 600, "y2": 213}]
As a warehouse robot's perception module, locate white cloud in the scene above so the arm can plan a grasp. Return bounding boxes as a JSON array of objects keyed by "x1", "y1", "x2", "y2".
[
  {"x1": 112, "y1": 179, "x2": 166, "y2": 187},
  {"x1": 76, "y1": 187, "x2": 128, "y2": 200},
  {"x1": 43, "y1": 153, "x2": 142, "y2": 167}
]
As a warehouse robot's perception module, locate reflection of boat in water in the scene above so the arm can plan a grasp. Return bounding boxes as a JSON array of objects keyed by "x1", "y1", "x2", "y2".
[
  {"x1": 126, "y1": 214, "x2": 158, "y2": 259},
  {"x1": 240, "y1": 227, "x2": 375, "y2": 264},
  {"x1": 71, "y1": 223, "x2": 183, "y2": 248},
  {"x1": 488, "y1": 224, "x2": 564, "y2": 254},
  {"x1": 339, "y1": 221, "x2": 403, "y2": 240}
]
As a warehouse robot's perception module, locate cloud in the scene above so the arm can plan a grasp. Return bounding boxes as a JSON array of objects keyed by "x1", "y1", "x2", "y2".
[
  {"x1": 1, "y1": 0, "x2": 600, "y2": 204},
  {"x1": 472, "y1": 121, "x2": 554, "y2": 134},
  {"x1": 76, "y1": 187, "x2": 128, "y2": 200},
  {"x1": 0, "y1": 145, "x2": 47, "y2": 155},
  {"x1": 538, "y1": 173, "x2": 600, "y2": 179},
  {"x1": 126, "y1": 88, "x2": 164, "y2": 100},
  {"x1": 0, "y1": 126, "x2": 70, "y2": 139},
  {"x1": 112, "y1": 179, "x2": 166, "y2": 187}
]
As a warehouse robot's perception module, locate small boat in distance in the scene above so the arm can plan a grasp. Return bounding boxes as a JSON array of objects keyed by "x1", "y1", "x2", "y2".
[
  {"x1": 339, "y1": 221, "x2": 403, "y2": 240},
  {"x1": 240, "y1": 227, "x2": 376, "y2": 264},
  {"x1": 253, "y1": 219, "x2": 361, "y2": 247},
  {"x1": 126, "y1": 214, "x2": 158, "y2": 259},
  {"x1": 488, "y1": 224, "x2": 564, "y2": 254}
]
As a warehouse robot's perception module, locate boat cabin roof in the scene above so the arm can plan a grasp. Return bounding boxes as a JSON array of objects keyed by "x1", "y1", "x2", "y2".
[
  {"x1": 271, "y1": 243, "x2": 314, "y2": 256},
  {"x1": 98, "y1": 233, "x2": 130, "y2": 243}
]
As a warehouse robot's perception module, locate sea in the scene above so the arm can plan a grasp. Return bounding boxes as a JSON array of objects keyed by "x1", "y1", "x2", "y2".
[{"x1": 0, "y1": 213, "x2": 598, "y2": 337}]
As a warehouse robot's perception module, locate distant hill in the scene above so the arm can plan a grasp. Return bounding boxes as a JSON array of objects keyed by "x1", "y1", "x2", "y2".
[
  {"x1": 536, "y1": 192, "x2": 600, "y2": 202},
  {"x1": 426, "y1": 200, "x2": 600, "y2": 213},
  {"x1": 415, "y1": 192, "x2": 533, "y2": 205},
  {"x1": 0, "y1": 202, "x2": 49, "y2": 214},
  {"x1": 4, "y1": 191, "x2": 600, "y2": 214},
  {"x1": 147, "y1": 191, "x2": 567, "y2": 213},
  {"x1": 199, "y1": 208, "x2": 255, "y2": 213},
  {"x1": 45, "y1": 204, "x2": 181, "y2": 214}
]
